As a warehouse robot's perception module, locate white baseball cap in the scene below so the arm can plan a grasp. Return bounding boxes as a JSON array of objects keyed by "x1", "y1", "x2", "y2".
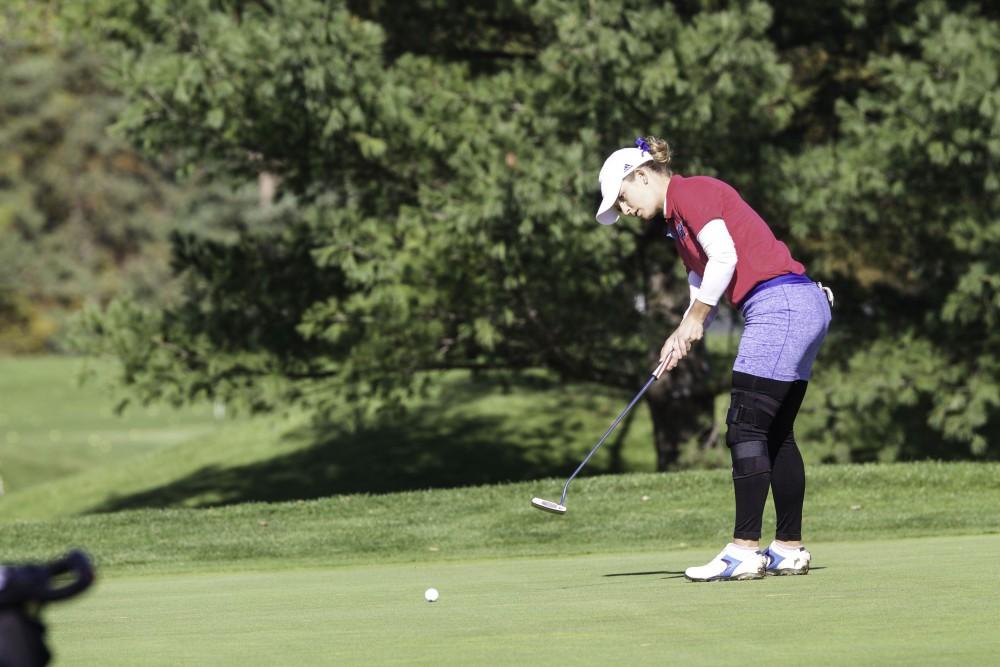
[{"x1": 595, "y1": 146, "x2": 653, "y2": 225}]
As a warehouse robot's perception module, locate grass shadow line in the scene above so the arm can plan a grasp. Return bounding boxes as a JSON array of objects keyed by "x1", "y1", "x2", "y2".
[{"x1": 90, "y1": 408, "x2": 600, "y2": 513}]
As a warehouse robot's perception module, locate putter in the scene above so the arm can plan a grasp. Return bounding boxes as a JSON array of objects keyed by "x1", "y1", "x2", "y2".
[{"x1": 531, "y1": 353, "x2": 673, "y2": 515}]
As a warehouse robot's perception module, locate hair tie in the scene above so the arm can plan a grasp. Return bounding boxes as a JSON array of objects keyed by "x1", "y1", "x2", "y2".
[{"x1": 634, "y1": 137, "x2": 651, "y2": 154}]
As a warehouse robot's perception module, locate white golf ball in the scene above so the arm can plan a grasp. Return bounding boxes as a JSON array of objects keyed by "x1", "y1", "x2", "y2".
[{"x1": 424, "y1": 587, "x2": 439, "y2": 603}]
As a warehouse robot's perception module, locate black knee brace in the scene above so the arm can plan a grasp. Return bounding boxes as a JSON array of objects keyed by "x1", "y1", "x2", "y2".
[{"x1": 726, "y1": 386, "x2": 782, "y2": 479}]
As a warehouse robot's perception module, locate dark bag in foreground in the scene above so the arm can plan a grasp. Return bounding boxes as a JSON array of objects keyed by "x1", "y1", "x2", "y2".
[{"x1": 0, "y1": 550, "x2": 95, "y2": 667}]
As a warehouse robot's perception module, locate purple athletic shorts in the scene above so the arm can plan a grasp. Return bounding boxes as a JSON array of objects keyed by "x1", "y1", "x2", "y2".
[{"x1": 734, "y1": 275, "x2": 832, "y2": 381}]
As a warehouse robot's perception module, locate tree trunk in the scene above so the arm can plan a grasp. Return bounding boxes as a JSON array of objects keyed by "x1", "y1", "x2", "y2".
[
  {"x1": 644, "y1": 347, "x2": 715, "y2": 471},
  {"x1": 640, "y1": 262, "x2": 718, "y2": 470}
]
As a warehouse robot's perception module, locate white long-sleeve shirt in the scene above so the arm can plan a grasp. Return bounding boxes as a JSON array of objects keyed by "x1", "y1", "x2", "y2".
[{"x1": 683, "y1": 218, "x2": 737, "y2": 325}]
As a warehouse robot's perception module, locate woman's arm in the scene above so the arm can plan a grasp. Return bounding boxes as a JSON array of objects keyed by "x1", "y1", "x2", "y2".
[
  {"x1": 691, "y1": 218, "x2": 737, "y2": 308},
  {"x1": 661, "y1": 219, "x2": 736, "y2": 371},
  {"x1": 684, "y1": 271, "x2": 719, "y2": 328}
]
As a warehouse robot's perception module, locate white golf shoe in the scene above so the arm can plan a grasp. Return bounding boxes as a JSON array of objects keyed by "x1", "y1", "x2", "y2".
[
  {"x1": 684, "y1": 544, "x2": 767, "y2": 582},
  {"x1": 763, "y1": 542, "x2": 811, "y2": 575}
]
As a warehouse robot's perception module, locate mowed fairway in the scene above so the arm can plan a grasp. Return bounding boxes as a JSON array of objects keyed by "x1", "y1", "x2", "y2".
[{"x1": 48, "y1": 535, "x2": 999, "y2": 666}]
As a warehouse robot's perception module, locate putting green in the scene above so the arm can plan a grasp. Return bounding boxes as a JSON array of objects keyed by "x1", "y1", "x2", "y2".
[{"x1": 47, "y1": 534, "x2": 999, "y2": 666}]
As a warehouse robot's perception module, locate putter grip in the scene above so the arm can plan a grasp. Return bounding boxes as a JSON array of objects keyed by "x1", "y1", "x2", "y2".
[{"x1": 653, "y1": 351, "x2": 673, "y2": 379}]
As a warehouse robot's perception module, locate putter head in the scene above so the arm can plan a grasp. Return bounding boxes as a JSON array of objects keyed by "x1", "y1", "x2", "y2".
[{"x1": 531, "y1": 497, "x2": 567, "y2": 514}]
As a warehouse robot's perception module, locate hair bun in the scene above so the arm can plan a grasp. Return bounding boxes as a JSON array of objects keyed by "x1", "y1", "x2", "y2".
[{"x1": 643, "y1": 136, "x2": 672, "y2": 166}]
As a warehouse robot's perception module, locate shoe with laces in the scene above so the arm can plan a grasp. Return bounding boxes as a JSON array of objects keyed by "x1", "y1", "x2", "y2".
[
  {"x1": 684, "y1": 544, "x2": 767, "y2": 582},
  {"x1": 763, "y1": 542, "x2": 811, "y2": 575}
]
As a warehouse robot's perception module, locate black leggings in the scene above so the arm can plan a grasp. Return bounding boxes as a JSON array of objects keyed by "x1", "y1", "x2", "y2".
[{"x1": 726, "y1": 371, "x2": 808, "y2": 542}]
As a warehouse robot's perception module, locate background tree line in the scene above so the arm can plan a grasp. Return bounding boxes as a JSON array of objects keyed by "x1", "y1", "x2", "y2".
[{"x1": 4, "y1": 0, "x2": 998, "y2": 466}]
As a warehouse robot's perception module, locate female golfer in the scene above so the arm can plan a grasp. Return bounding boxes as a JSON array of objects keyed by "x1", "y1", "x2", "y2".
[{"x1": 596, "y1": 137, "x2": 832, "y2": 581}]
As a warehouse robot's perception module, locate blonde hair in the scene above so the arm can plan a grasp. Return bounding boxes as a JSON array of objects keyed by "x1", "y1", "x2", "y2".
[
  {"x1": 644, "y1": 136, "x2": 672, "y2": 170},
  {"x1": 626, "y1": 136, "x2": 673, "y2": 180}
]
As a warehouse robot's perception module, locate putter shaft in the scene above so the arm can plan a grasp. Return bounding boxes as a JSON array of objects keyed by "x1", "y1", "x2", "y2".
[{"x1": 557, "y1": 353, "x2": 672, "y2": 506}]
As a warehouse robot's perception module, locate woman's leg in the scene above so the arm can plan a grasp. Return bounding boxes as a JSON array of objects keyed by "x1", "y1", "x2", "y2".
[
  {"x1": 767, "y1": 380, "x2": 808, "y2": 544},
  {"x1": 727, "y1": 371, "x2": 797, "y2": 545},
  {"x1": 683, "y1": 372, "x2": 805, "y2": 582},
  {"x1": 685, "y1": 283, "x2": 829, "y2": 581},
  {"x1": 729, "y1": 283, "x2": 830, "y2": 545}
]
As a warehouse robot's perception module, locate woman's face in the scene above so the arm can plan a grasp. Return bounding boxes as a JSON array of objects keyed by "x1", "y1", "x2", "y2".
[{"x1": 616, "y1": 168, "x2": 662, "y2": 221}]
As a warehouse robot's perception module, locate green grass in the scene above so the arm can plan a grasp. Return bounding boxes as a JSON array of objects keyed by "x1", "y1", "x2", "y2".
[
  {"x1": 0, "y1": 356, "x2": 226, "y2": 492},
  {"x1": 2, "y1": 358, "x2": 997, "y2": 664},
  {"x1": 2, "y1": 462, "x2": 997, "y2": 574},
  {"x1": 43, "y1": 535, "x2": 1000, "y2": 666},
  {"x1": 1, "y1": 359, "x2": 669, "y2": 521}
]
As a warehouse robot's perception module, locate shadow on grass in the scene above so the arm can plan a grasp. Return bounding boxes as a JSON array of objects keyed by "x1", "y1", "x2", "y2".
[{"x1": 92, "y1": 406, "x2": 598, "y2": 513}]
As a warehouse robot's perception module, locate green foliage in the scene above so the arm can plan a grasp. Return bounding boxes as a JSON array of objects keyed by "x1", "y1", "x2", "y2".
[
  {"x1": 65, "y1": 0, "x2": 1000, "y2": 464},
  {"x1": 0, "y1": 1, "x2": 181, "y2": 351},
  {"x1": 0, "y1": 1, "x2": 276, "y2": 353},
  {"x1": 67, "y1": 0, "x2": 800, "y2": 465},
  {"x1": 67, "y1": 0, "x2": 390, "y2": 195},
  {"x1": 782, "y1": 1, "x2": 1000, "y2": 459}
]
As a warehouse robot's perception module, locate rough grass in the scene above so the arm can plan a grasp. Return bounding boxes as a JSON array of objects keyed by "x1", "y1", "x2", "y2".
[
  {"x1": 0, "y1": 356, "x2": 225, "y2": 491},
  {"x1": 1, "y1": 462, "x2": 996, "y2": 575},
  {"x1": 1, "y1": 358, "x2": 671, "y2": 521}
]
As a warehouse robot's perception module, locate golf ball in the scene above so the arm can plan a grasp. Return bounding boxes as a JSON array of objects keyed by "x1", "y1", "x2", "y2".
[{"x1": 424, "y1": 587, "x2": 439, "y2": 603}]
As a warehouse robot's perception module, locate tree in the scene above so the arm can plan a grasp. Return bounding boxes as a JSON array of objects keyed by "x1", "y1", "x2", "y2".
[
  {"x1": 0, "y1": 0, "x2": 286, "y2": 354},
  {"x1": 777, "y1": 0, "x2": 1000, "y2": 460},
  {"x1": 70, "y1": 0, "x2": 798, "y2": 467},
  {"x1": 70, "y1": 0, "x2": 1000, "y2": 467},
  {"x1": 0, "y1": 0, "x2": 179, "y2": 352}
]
